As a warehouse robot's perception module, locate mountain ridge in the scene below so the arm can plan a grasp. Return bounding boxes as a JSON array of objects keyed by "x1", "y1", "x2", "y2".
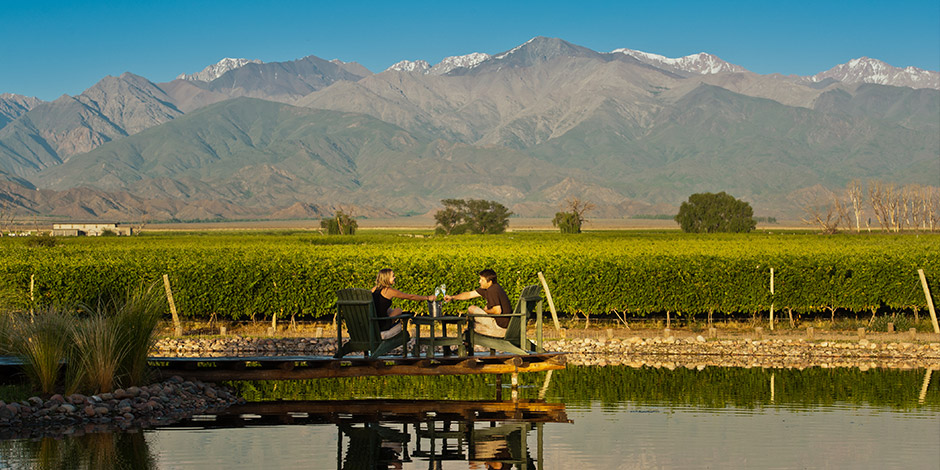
[{"x1": 0, "y1": 37, "x2": 936, "y2": 223}]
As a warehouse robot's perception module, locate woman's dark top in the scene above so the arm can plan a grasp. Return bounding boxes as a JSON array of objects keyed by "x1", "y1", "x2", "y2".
[{"x1": 372, "y1": 287, "x2": 394, "y2": 330}]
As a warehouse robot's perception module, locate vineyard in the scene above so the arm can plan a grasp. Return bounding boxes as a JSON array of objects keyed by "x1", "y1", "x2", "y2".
[{"x1": 0, "y1": 230, "x2": 937, "y2": 322}]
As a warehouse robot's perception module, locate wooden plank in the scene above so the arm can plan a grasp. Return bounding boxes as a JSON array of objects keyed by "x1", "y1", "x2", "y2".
[{"x1": 150, "y1": 353, "x2": 566, "y2": 381}]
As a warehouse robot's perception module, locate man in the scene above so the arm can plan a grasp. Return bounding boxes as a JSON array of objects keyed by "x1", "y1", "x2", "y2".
[{"x1": 444, "y1": 268, "x2": 512, "y2": 337}]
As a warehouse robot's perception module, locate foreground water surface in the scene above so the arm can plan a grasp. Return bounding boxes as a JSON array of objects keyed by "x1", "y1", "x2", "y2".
[{"x1": 1, "y1": 366, "x2": 938, "y2": 469}]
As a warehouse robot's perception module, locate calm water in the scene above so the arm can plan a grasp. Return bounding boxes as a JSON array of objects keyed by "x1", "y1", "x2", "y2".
[{"x1": 1, "y1": 366, "x2": 938, "y2": 469}]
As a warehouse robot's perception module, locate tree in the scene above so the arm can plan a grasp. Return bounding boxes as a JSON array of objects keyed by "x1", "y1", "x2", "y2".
[
  {"x1": 321, "y1": 209, "x2": 358, "y2": 235},
  {"x1": 552, "y1": 198, "x2": 595, "y2": 233},
  {"x1": 674, "y1": 192, "x2": 756, "y2": 233},
  {"x1": 801, "y1": 193, "x2": 848, "y2": 234},
  {"x1": 434, "y1": 199, "x2": 512, "y2": 234}
]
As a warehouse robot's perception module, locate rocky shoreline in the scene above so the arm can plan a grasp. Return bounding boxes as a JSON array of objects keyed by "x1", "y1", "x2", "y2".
[
  {"x1": 152, "y1": 334, "x2": 940, "y2": 369},
  {"x1": 0, "y1": 376, "x2": 243, "y2": 440}
]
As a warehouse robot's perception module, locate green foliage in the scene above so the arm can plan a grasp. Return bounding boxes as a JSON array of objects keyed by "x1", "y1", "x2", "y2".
[
  {"x1": 25, "y1": 234, "x2": 57, "y2": 248},
  {"x1": 434, "y1": 199, "x2": 512, "y2": 234},
  {"x1": 552, "y1": 211, "x2": 581, "y2": 233},
  {"x1": 675, "y1": 192, "x2": 756, "y2": 233},
  {"x1": 227, "y1": 366, "x2": 939, "y2": 409},
  {"x1": 0, "y1": 231, "x2": 936, "y2": 322},
  {"x1": 320, "y1": 210, "x2": 358, "y2": 235}
]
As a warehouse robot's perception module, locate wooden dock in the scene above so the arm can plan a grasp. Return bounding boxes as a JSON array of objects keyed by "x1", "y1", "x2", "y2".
[
  {"x1": 148, "y1": 352, "x2": 566, "y2": 382},
  {"x1": 162, "y1": 399, "x2": 571, "y2": 428}
]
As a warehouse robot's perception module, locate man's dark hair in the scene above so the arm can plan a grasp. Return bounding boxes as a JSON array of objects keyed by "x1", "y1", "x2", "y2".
[{"x1": 478, "y1": 269, "x2": 498, "y2": 283}]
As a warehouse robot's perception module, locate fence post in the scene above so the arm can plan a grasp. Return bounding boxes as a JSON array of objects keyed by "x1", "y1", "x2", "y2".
[
  {"x1": 769, "y1": 268, "x2": 774, "y2": 331},
  {"x1": 163, "y1": 274, "x2": 182, "y2": 336},
  {"x1": 537, "y1": 272, "x2": 562, "y2": 336},
  {"x1": 916, "y1": 269, "x2": 939, "y2": 334}
]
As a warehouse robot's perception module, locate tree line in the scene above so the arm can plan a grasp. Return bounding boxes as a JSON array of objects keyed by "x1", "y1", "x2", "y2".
[{"x1": 803, "y1": 180, "x2": 940, "y2": 234}]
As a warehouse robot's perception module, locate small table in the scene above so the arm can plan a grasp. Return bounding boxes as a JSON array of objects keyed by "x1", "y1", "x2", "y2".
[{"x1": 412, "y1": 316, "x2": 468, "y2": 358}]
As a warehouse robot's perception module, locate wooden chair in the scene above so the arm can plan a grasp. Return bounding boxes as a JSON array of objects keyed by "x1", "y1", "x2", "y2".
[
  {"x1": 334, "y1": 288, "x2": 411, "y2": 359},
  {"x1": 467, "y1": 284, "x2": 544, "y2": 355},
  {"x1": 468, "y1": 422, "x2": 533, "y2": 469}
]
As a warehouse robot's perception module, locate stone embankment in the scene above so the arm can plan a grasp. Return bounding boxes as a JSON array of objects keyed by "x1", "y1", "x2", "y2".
[
  {"x1": 153, "y1": 335, "x2": 940, "y2": 369},
  {"x1": 547, "y1": 336, "x2": 940, "y2": 369},
  {"x1": 0, "y1": 376, "x2": 242, "y2": 440}
]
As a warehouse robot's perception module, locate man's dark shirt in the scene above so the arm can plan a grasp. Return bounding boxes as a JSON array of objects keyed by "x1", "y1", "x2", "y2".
[{"x1": 475, "y1": 282, "x2": 513, "y2": 328}]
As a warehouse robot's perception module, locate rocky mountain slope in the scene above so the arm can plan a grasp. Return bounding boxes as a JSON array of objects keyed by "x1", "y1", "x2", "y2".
[{"x1": 0, "y1": 37, "x2": 936, "y2": 222}]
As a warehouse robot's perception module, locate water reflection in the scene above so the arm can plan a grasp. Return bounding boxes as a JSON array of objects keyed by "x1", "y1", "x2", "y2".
[
  {"x1": 169, "y1": 399, "x2": 568, "y2": 469},
  {"x1": 1, "y1": 366, "x2": 936, "y2": 469},
  {"x1": 0, "y1": 431, "x2": 155, "y2": 470}
]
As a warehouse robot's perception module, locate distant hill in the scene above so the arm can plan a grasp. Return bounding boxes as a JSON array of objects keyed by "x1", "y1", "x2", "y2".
[{"x1": 0, "y1": 37, "x2": 937, "y2": 222}]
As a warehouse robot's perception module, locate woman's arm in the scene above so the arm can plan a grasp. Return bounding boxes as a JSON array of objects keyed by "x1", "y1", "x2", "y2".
[{"x1": 384, "y1": 287, "x2": 434, "y2": 302}]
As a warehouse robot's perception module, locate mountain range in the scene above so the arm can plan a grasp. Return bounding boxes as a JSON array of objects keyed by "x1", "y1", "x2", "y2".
[{"x1": 0, "y1": 37, "x2": 937, "y2": 222}]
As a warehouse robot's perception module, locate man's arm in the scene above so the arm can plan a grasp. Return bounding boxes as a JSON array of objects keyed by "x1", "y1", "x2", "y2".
[{"x1": 445, "y1": 290, "x2": 481, "y2": 302}]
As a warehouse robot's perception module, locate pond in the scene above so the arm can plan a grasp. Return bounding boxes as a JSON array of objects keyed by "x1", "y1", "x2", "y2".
[{"x1": 1, "y1": 366, "x2": 938, "y2": 469}]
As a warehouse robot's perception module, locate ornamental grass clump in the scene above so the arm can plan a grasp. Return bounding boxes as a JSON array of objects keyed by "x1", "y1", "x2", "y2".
[
  {"x1": 67, "y1": 312, "x2": 125, "y2": 395},
  {"x1": 9, "y1": 309, "x2": 71, "y2": 395},
  {"x1": 0, "y1": 312, "x2": 11, "y2": 355},
  {"x1": 4, "y1": 283, "x2": 166, "y2": 396},
  {"x1": 106, "y1": 282, "x2": 164, "y2": 386}
]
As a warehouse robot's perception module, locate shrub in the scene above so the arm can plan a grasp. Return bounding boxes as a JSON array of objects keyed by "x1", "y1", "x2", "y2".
[
  {"x1": 434, "y1": 199, "x2": 512, "y2": 234},
  {"x1": 675, "y1": 192, "x2": 756, "y2": 233},
  {"x1": 25, "y1": 234, "x2": 57, "y2": 248},
  {"x1": 321, "y1": 210, "x2": 358, "y2": 235}
]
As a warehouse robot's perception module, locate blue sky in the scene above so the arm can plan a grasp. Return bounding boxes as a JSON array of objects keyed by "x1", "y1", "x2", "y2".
[{"x1": 2, "y1": 0, "x2": 938, "y2": 101}]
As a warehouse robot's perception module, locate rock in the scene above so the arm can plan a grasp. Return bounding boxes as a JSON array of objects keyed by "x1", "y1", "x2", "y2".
[
  {"x1": 57, "y1": 404, "x2": 77, "y2": 414},
  {"x1": 84, "y1": 405, "x2": 96, "y2": 417}
]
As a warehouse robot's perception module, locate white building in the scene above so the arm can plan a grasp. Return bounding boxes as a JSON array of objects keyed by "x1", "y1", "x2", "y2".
[{"x1": 52, "y1": 223, "x2": 133, "y2": 236}]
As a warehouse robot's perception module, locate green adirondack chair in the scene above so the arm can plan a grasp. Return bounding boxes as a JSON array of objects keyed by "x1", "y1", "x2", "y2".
[
  {"x1": 334, "y1": 288, "x2": 411, "y2": 359},
  {"x1": 467, "y1": 284, "x2": 544, "y2": 355}
]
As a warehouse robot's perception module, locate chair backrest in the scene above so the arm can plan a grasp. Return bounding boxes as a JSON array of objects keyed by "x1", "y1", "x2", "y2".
[
  {"x1": 336, "y1": 288, "x2": 380, "y2": 347},
  {"x1": 505, "y1": 284, "x2": 542, "y2": 346}
]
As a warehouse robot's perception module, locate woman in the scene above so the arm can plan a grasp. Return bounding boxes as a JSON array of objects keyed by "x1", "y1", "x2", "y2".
[{"x1": 372, "y1": 268, "x2": 435, "y2": 339}]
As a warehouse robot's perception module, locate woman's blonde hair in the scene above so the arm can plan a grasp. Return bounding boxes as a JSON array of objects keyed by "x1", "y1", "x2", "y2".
[{"x1": 374, "y1": 268, "x2": 394, "y2": 289}]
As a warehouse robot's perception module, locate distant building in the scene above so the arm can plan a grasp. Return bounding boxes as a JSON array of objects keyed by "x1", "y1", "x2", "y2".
[{"x1": 52, "y1": 223, "x2": 133, "y2": 236}]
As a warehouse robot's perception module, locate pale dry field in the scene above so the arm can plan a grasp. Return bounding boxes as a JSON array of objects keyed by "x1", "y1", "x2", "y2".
[{"x1": 137, "y1": 217, "x2": 802, "y2": 232}]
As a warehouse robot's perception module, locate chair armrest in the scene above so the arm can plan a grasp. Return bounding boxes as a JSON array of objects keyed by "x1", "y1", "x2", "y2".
[
  {"x1": 370, "y1": 313, "x2": 414, "y2": 324},
  {"x1": 466, "y1": 313, "x2": 523, "y2": 319}
]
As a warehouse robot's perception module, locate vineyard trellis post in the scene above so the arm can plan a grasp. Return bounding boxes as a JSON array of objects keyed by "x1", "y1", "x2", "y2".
[
  {"x1": 917, "y1": 269, "x2": 939, "y2": 333},
  {"x1": 163, "y1": 274, "x2": 182, "y2": 336},
  {"x1": 769, "y1": 268, "x2": 775, "y2": 331}
]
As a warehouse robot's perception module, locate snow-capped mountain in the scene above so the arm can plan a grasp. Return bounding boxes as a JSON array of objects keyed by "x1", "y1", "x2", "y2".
[
  {"x1": 385, "y1": 53, "x2": 492, "y2": 75},
  {"x1": 177, "y1": 58, "x2": 263, "y2": 82},
  {"x1": 808, "y1": 57, "x2": 939, "y2": 89},
  {"x1": 385, "y1": 60, "x2": 431, "y2": 73},
  {"x1": 429, "y1": 52, "x2": 491, "y2": 75},
  {"x1": 612, "y1": 49, "x2": 748, "y2": 75}
]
